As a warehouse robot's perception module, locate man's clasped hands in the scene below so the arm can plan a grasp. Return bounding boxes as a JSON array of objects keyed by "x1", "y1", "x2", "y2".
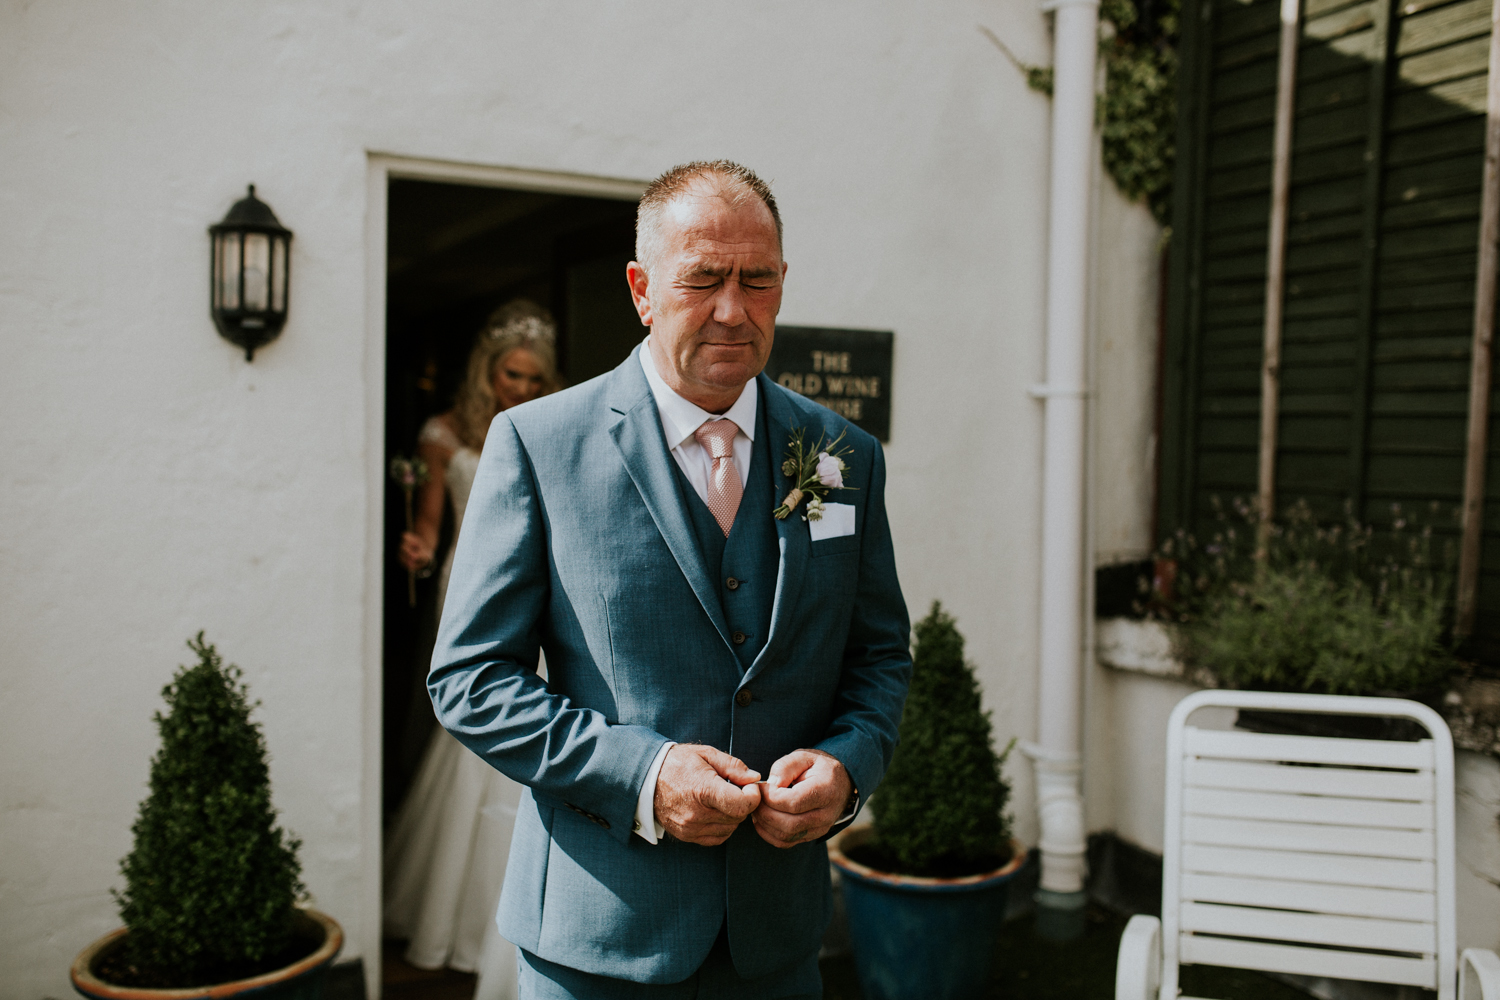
[{"x1": 653, "y1": 744, "x2": 853, "y2": 848}]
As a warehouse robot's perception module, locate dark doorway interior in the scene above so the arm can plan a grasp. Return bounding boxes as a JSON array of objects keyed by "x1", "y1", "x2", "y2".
[{"x1": 382, "y1": 178, "x2": 642, "y2": 817}]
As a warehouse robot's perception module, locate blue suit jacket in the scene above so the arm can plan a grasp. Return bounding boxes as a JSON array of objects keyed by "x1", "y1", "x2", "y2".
[{"x1": 429, "y1": 347, "x2": 911, "y2": 983}]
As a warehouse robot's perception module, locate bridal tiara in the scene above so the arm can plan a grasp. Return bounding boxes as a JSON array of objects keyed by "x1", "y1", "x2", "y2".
[{"x1": 486, "y1": 314, "x2": 555, "y2": 345}]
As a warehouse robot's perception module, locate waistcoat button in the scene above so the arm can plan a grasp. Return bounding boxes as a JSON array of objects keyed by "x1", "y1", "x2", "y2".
[
  {"x1": 732, "y1": 630, "x2": 746, "y2": 645},
  {"x1": 735, "y1": 688, "x2": 753, "y2": 708},
  {"x1": 726, "y1": 577, "x2": 740, "y2": 590}
]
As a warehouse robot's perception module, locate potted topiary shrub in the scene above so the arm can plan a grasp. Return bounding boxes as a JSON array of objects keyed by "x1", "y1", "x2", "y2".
[
  {"x1": 829, "y1": 602, "x2": 1025, "y2": 1000},
  {"x1": 71, "y1": 633, "x2": 341, "y2": 999}
]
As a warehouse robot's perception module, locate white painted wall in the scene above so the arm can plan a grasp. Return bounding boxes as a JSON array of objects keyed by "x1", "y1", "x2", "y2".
[
  {"x1": 1455, "y1": 750, "x2": 1500, "y2": 954},
  {"x1": 0, "y1": 2, "x2": 1105, "y2": 996},
  {"x1": 1080, "y1": 166, "x2": 1166, "y2": 843},
  {"x1": 1091, "y1": 179, "x2": 1163, "y2": 567}
]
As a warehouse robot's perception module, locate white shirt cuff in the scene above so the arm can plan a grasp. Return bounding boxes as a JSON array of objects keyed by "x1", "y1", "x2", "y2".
[{"x1": 633, "y1": 742, "x2": 675, "y2": 844}]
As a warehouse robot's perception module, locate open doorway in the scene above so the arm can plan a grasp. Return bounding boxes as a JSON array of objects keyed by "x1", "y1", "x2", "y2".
[{"x1": 381, "y1": 177, "x2": 645, "y2": 820}]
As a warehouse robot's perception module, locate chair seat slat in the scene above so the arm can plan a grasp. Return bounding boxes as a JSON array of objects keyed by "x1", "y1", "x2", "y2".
[
  {"x1": 1185, "y1": 787, "x2": 1433, "y2": 831},
  {"x1": 1186, "y1": 758, "x2": 1434, "y2": 802},
  {"x1": 1185, "y1": 815, "x2": 1435, "y2": 860},
  {"x1": 1181, "y1": 901, "x2": 1436, "y2": 953},
  {"x1": 1179, "y1": 934, "x2": 1438, "y2": 989},
  {"x1": 1181, "y1": 872, "x2": 1437, "y2": 921},
  {"x1": 1185, "y1": 728, "x2": 1435, "y2": 770},
  {"x1": 1182, "y1": 844, "x2": 1436, "y2": 891}
]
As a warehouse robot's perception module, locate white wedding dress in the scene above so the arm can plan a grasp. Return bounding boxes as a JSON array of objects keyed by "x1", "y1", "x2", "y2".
[{"x1": 383, "y1": 417, "x2": 522, "y2": 998}]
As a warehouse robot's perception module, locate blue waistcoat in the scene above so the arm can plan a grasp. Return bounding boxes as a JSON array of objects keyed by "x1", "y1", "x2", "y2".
[{"x1": 671, "y1": 407, "x2": 779, "y2": 676}]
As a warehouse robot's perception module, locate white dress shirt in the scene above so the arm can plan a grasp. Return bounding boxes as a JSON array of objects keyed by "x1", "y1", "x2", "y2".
[
  {"x1": 632, "y1": 340, "x2": 757, "y2": 843},
  {"x1": 638, "y1": 338, "x2": 758, "y2": 496}
]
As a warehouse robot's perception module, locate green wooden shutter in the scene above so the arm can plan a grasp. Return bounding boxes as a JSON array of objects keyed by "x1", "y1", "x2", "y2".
[{"x1": 1162, "y1": 0, "x2": 1499, "y2": 653}]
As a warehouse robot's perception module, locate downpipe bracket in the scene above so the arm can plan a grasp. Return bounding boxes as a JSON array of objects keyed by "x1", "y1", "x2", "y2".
[{"x1": 1027, "y1": 384, "x2": 1090, "y2": 400}]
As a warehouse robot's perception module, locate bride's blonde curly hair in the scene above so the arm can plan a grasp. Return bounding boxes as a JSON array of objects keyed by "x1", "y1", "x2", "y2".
[{"x1": 453, "y1": 300, "x2": 563, "y2": 449}]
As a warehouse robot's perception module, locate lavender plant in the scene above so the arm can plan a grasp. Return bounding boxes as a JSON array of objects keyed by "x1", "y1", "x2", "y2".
[{"x1": 1153, "y1": 499, "x2": 1458, "y2": 696}]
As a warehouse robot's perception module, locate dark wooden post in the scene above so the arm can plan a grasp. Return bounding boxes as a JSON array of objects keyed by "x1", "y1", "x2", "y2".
[
  {"x1": 1456, "y1": 0, "x2": 1500, "y2": 638},
  {"x1": 1258, "y1": 0, "x2": 1303, "y2": 551}
]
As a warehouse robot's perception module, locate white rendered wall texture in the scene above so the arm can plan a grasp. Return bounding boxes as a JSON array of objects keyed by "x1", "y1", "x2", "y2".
[
  {"x1": 0, "y1": 2, "x2": 1150, "y2": 995},
  {"x1": 1456, "y1": 750, "x2": 1500, "y2": 953},
  {"x1": 1082, "y1": 168, "x2": 1165, "y2": 842},
  {"x1": 1090, "y1": 179, "x2": 1162, "y2": 569}
]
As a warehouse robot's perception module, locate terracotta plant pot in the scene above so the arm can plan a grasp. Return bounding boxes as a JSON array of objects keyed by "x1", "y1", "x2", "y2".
[
  {"x1": 70, "y1": 908, "x2": 342, "y2": 1000},
  {"x1": 830, "y1": 826, "x2": 1026, "y2": 1000}
]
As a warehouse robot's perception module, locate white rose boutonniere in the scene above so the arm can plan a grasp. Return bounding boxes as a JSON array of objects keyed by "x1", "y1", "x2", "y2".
[
  {"x1": 815, "y1": 452, "x2": 844, "y2": 489},
  {"x1": 773, "y1": 427, "x2": 855, "y2": 521}
]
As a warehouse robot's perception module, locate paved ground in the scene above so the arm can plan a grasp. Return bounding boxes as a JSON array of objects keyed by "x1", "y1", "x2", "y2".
[
  {"x1": 377, "y1": 909, "x2": 1317, "y2": 999},
  {"x1": 823, "y1": 904, "x2": 1314, "y2": 1000},
  {"x1": 380, "y1": 941, "x2": 478, "y2": 1000}
]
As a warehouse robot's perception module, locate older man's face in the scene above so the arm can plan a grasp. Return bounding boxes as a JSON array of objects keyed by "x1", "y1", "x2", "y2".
[{"x1": 628, "y1": 185, "x2": 786, "y2": 411}]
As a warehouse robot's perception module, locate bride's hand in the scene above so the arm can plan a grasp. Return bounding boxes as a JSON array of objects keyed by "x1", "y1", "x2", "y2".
[{"x1": 400, "y1": 532, "x2": 435, "y2": 573}]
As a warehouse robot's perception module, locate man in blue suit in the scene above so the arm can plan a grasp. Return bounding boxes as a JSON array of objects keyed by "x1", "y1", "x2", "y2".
[{"x1": 429, "y1": 160, "x2": 912, "y2": 998}]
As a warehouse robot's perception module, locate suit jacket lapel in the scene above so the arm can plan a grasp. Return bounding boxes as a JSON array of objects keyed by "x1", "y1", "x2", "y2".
[
  {"x1": 607, "y1": 349, "x2": 734, "y2": 650},
  {"x1": 745, "y1": 374, "x2": 810, "y2": 684}
]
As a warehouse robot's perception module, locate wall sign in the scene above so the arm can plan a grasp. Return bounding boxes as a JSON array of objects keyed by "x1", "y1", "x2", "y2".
[{"x1": 768, "y1": 326, "x2": 894, "y2": 442}]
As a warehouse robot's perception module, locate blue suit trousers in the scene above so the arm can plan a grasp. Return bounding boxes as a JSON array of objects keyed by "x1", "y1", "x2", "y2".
[{"x1": 518, "y1": 925, "x2": 821, "y2": 999}]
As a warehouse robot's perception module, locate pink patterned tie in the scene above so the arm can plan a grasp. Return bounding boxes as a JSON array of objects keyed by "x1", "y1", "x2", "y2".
[{"x1": 694, "y1": 419, "x2": 743, "y2": 537}]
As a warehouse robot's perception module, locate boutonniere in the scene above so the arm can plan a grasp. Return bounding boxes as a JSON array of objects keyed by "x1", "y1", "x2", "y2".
[{"x1": 773, "y1": 427, "x2": 856, "y2": 521}]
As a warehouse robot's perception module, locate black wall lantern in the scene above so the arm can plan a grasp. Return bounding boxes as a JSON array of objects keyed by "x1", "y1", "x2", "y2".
[{"x1": 210, "y1": 185, "x2": 292, "y2": 360}]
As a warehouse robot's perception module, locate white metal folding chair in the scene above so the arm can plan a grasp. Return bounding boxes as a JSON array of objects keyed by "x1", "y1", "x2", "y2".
[{"x1": 1114, "y1": 689, "x2": 1500, "y2": 1000}]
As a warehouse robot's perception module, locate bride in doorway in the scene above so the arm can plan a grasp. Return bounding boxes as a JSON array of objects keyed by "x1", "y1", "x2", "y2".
[{"x1": 385, "y1": 300, "x2": 561, "y2": 996}]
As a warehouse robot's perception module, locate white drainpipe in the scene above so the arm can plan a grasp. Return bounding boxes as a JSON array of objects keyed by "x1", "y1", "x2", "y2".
[{"x1": 1027, "y1": 0, "x2": 1099, "y2": 927}]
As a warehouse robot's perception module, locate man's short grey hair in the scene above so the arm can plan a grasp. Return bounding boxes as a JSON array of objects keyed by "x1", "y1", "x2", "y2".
[{"x1": 635, "y1": 160, "x2": 783, "y2": 273}]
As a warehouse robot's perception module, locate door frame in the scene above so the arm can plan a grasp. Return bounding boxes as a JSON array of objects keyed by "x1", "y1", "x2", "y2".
[{"x1": 360, "y1": 153, "x2": 645, "y2": 997}]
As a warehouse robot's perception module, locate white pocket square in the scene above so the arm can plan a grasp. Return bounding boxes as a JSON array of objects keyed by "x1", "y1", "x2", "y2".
[{"x1": 809, "y1": 502, "x2": 856, "y2": 541}]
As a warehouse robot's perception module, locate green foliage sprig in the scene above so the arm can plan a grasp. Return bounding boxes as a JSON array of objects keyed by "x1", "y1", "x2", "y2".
[
  {"x1": 114, "y1": 634, "x2": 305, "y2": 983},
  {"x1": 872, "y1": 602, "x2": 1014, "y2": 877},
  {"x1": 1156, "y1": 499, "x2": 1458, "y2": 696},
  {"x1": 978, "y1": 25, "x2": 1054, "y2": 96},
  {"x1": 1099, "y1": 0, "x2": 1181, "y2": 226}
]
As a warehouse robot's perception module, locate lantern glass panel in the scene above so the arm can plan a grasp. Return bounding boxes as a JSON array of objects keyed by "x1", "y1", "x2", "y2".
[
  {"x1": 243, "y1": 232, "x2": 270, "y2": 312},
  {"x1": 271, "y1": 236, "x2": 287, "y2": 312},
  {"x1": 217, "y1": 233, "x2": 240, "y2": 310}
]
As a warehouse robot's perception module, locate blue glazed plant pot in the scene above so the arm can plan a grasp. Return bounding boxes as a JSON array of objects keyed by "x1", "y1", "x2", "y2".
[{"x1": 830, "y1": 826, "x2": 1026, "y2": 1000}]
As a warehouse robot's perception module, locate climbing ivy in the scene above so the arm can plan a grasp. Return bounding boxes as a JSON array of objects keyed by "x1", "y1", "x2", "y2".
[
  {"x1": 1099, "y1": 0, "x2": 1180, "y2": 226},
  {"x1": 982, "y1": 1, "x2": 1179, "y2": 226}
]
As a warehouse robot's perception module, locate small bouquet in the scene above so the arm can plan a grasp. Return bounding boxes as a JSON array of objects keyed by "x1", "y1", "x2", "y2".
[
  {"x1": 773, "y1": 427, "x2": 855, "y2": 521},
  {"x1": 390, "y1": 455, "x2": 431, "y2": 607}
]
